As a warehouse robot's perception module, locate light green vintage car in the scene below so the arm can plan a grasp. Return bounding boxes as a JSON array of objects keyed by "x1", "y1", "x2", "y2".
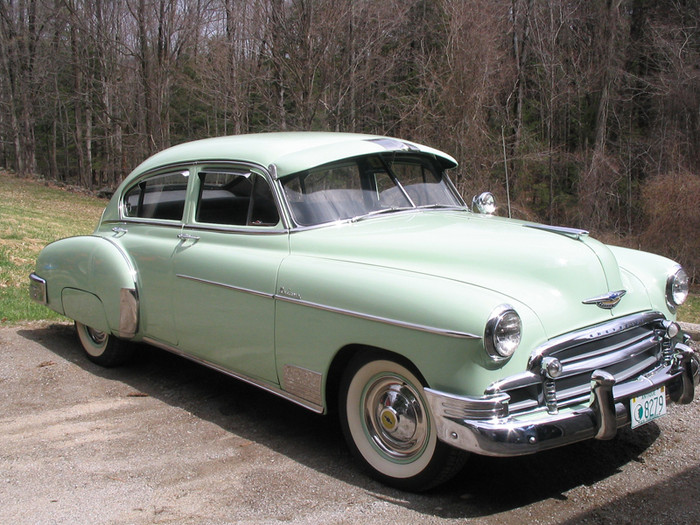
[{"x1": 30, "y1": 132, "x2": 697, "y2": 490}]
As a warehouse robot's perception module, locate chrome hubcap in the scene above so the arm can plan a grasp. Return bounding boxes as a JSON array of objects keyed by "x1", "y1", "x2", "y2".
[
  {"x1": 86, "y1": 326, "x2": 107, "y2": 346},
  {"x1": 363, "y1": 375, "x2": 428, "y2": 460}
]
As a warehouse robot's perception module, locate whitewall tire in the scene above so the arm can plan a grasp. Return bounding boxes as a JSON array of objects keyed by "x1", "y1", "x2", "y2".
[
  {"x1": 75, "y1": 321, "x2": 134, "y2": 367},
  {"x1": 339, "y1": 353, "x2": 467, "y2": 491}
]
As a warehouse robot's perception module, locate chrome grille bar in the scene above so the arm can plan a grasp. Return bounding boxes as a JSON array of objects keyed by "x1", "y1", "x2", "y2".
[{"x1": 488, "y1": 312, "x2": 670, "y2": 415}]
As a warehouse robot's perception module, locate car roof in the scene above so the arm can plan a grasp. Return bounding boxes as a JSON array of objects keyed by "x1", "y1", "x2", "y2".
[{"x1": 127, "y1": 132, "x2": 458, "y2": 181}]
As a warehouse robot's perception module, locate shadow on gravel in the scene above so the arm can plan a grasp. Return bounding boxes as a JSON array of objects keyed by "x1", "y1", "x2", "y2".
[
  {"x1": 19, "y1": 323, "x2": 661, "y2": 520},
  {"x1": 557, "y1": 464, "x2": 700, "y2": 524}
]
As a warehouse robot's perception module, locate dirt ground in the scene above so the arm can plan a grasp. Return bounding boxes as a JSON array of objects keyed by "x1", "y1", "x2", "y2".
[{"x1": 1, "y1": 322, "x2": 698, "y2": 525}]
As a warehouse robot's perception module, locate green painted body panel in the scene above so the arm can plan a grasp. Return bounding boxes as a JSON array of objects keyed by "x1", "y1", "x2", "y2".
[
  {"x1": 109, "y1": 223, "x2": 182, "y2": 344},
  {"x1": 283, "y1": 213, "x2": 649, "y2": 337},
  {"x1": 61, "y1": 289, "x2": 109, "y2": 332},
  {"x1": 275, "y1": 253, "x2": 547, "y2": 396},
  {"x1": 31, "y1": 132, "x2": 683, "y2": 409},
  {"x1": 34, "y1": 235, "x2": 137, "y2": 333},
  {"x1": 171, "y1": 229, "x2": 289, "y2": 382},
  {"x1": 272, "y1": 211, "x2": 675, "y2": 395}
]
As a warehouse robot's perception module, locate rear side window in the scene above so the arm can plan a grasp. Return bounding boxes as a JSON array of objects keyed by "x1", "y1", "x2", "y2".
[
  {"x1": 123, "y1": 171, "x2": 189, "y2": 220},
  {"x1": 197, "y1": 171, "x2": 279, "y2": 227}
]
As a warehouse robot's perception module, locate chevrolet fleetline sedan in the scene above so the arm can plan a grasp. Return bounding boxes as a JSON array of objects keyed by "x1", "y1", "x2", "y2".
[{"x1": 30, "y1": 132, "x2": 697, "y2": 490}]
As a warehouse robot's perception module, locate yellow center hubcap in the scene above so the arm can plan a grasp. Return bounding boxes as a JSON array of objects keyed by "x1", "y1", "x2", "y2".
[{"x1": 380, "y1": 408, "x2": 398, "y2": 431}]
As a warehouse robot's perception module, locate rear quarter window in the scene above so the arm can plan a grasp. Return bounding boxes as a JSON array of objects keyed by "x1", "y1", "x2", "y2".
[{"x1": 123, "y1": 171, "x2": 189, "y2": 221}]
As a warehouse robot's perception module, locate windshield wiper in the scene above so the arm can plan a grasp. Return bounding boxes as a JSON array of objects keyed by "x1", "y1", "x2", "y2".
[{"x1": 350, "y1": 206, "x2": 414, "y2": 222}]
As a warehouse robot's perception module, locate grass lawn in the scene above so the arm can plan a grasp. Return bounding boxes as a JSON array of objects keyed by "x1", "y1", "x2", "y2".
[
  {"x1": 1, "y1": 171, "x2": 698, "y2": 326},
  {"x1": 0, "y1": 172, "x2": 105, "y2": 324}
]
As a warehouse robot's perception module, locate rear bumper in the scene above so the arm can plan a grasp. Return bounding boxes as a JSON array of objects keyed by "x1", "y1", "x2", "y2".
[{"x1": 425, "y1": 343, "x2": 698, "y2": 457}]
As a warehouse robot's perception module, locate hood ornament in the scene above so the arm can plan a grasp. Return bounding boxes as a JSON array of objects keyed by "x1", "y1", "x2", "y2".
[{"x1": 583, "y1": 290, "x2": 627, "y2": 310}]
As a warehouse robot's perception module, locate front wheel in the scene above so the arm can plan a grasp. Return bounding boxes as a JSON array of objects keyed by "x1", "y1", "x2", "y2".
[
  {"x1": 75, "y1": 322, "x2": 134, "y2": 367},
  {"x1": 339, "y1": 353, "x2": 467, "y2": 491}
]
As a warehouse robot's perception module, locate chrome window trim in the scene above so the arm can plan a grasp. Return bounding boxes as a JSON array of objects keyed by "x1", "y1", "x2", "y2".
[
  {"x1": 181, "y1": 224, "x2": 288, "y2": 235},
  {"x1": 194, "y1": 166, "x2": 289, "y2": 230},
  {"x1": 104, "y1": 219, "x2": 183, "y2": 229},
  {"x1": 277, "y1": 153, "x2": 466, "y2": 229},
  {"x1": 142, "y1": 337, "x2": 324, "y2": 413},
  {"x1": 119, "y1": 160, "x2": 293, "y2": 230},
  {"x1": 119, "y1": 168, "x2": 190, "y2": 221}
]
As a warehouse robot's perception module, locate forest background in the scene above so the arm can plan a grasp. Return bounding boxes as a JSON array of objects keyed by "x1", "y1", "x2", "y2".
[{"x1": 1, "y1": 0, "x2": 698, "y2": 283}]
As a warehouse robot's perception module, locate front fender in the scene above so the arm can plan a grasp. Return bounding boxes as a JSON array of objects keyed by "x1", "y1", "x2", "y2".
[
  {"x1": 33, "y1": 235, "x2": 139, "y2": 338},
  {"x1": 274, "y1": 255, "x2": 546, "y2": 399}
]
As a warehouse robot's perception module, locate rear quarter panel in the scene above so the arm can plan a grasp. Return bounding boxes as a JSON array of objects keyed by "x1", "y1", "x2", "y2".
[{"x1": 35, "y1": 235, "x2": 138, "y2": 336}]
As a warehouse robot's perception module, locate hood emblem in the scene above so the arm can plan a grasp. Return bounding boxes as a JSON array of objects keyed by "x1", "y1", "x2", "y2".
[{"x1": 583, "y1": 290, "x2": 627, "y2": 310}]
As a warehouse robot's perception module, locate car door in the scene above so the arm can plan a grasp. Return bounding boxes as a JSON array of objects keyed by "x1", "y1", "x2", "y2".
[
  {"x1": 170, "y1": 167, "x2": 288, "y2": 383},
  {"x1": 114, "y1": 169, "x2": 190, "y2": 345}
]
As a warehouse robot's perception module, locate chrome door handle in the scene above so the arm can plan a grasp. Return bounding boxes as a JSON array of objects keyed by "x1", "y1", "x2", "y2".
[
  {"x1": 177, "y1": 233, "x2": 200, "y2": 241},
  {"x1": 111, "y1": 226, "x2": 128, "y2": 234}
]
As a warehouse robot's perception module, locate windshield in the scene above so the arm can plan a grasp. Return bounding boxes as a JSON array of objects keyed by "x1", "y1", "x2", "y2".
[{"x1": 281, "y1": 154, "x2": 463, "y2": 226}]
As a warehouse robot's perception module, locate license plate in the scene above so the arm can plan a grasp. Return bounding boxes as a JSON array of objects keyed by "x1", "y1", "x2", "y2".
[{"x1": 630, "y1": 386, "x2": 666, "y2": 429}]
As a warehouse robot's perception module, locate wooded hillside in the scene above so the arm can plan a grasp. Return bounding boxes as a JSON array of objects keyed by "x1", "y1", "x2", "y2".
[{"x1": 1, "y1": 0, "x2": 698, "y2": 280}]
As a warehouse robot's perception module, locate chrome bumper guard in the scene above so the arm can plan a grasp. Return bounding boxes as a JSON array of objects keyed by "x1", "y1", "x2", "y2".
[
  {"x1": 29, "y1": 273, "x2": 48, "y2": 305},
  {"x1": 425, "y1": 344, "x2": 698, "y2": 457}
]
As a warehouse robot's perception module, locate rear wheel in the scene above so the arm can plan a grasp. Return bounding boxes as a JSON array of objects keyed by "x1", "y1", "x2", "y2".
[
  {"x1": 339, "y1": 353, "x2": 467, "y2": 491},
  {"x1": 75, "y1": 321, "x2": 134, "y2": 367}
]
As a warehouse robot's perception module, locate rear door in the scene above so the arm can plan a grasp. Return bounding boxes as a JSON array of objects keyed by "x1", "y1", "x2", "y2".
[
  {"x1": 170, "y1": 167, "x2": 288, "y2": 383},
  {"x1": 114, "y1": 169, "x2": 190, "y2": 345}
]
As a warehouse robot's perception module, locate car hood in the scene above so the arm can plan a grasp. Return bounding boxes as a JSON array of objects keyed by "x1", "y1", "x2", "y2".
[{"x1": 289, "y1": 210, "x2": 653, "y2": 339}]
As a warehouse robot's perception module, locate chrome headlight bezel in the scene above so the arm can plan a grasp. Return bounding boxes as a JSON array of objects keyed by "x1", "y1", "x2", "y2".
[
  {"x1": 484, "y1": 305, "x2": 522, "y2": 361},
  {"x1": 666, "y1": 266, "x2": 689, "y2": 311}
]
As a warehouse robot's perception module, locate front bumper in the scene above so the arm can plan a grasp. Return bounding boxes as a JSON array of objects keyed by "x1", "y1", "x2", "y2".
[{"x1": 425, "y1": 343, "x2": 698, "y2": 457}]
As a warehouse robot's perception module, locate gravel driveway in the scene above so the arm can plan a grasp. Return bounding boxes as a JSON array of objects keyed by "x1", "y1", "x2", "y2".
[{"x1": 1, "y1": 322, "x2": 698, "y2": 524}]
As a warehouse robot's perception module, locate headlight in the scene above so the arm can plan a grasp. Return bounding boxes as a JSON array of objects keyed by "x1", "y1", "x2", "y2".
[
  {"x1": 485, "y1": 305, "x2": 522, "y2": 360},
  {"x1": 666, "y1": 267, "x2": 689, "y2": 310}
]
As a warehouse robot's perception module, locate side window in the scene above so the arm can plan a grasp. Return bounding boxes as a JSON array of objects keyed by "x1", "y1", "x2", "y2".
[
  {"x1": 197, "y1": 171, "x2": 279, "y2": 227},
  {"x1": 123, "y1": 171, "x2": 188, "y2": 221}
]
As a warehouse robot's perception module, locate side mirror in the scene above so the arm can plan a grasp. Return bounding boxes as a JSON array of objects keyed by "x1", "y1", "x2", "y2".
[{"x1": 471, "y1": 192, "x2": 496, "y2": 215}]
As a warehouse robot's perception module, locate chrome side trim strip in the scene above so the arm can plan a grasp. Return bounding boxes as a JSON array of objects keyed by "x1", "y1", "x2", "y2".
[
  {"x1": 175, "y1": 274, "x2": 275, "y2": 299},
  {"x1": 141, "y1": 337, "x2": 324, "y2": 414},
  {"x1": 175, "y1": 274, "x2": 480, "y2": 340},
  {"x1": 275, "y1": 294, "x2": 481, "y2": 340}
]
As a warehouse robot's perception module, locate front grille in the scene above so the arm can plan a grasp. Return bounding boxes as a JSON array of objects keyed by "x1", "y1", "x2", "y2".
[{"x1": 486, "y1": 312, "x2": 669, "y2": 415}]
